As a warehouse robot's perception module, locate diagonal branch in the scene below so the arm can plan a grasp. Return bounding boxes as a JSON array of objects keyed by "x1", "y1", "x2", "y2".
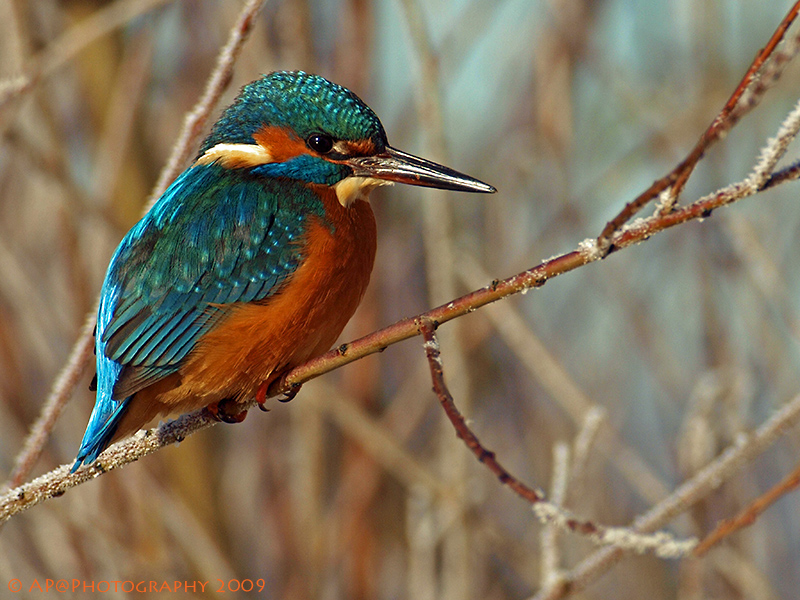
[
  {"x1": 596, "y1": 0, "x2": 800, "y2": 249},
  {"x1": 417, "y1": 317, "x2": 542, "y2": 503},
  {"x1": 417, "y1": 318, "x2": 696, "y2": 559},
  {"x1": 6, "y1": 0, "x2": 800, "y2": 554},
  {"x1": 2, "y1": 316, "x2": 95, "y2": 491},
  {"x1": 2, "y1": 132, "x2": 800, "y2": 522},
  {"x1": 693, "y1": 459, "x2": 800, "y2": 556},
  {"x1": 532, "y1": 393, "x2": 800, "y2": 599}
]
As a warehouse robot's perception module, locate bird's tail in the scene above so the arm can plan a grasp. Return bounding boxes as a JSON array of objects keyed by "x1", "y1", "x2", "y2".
[{"x1": 71, "y1": 394, "x2": 130, "y2": 472}]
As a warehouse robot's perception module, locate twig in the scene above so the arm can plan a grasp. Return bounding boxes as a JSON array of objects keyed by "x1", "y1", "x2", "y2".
[
  {"x1": 456, "y1": 254, "x2": 669, "y2": 505},
  {"x1": 540, "y1": 443, "x2": 570, "y2": 590},
  {"x1": 2, "y1": 316, "x2": 95, "y2": 491},
  {"x1": 6, "y1": 0, "x2": 800, "y2": 547},
  {"x1": 694, "y1": 459, "x2": 800, "y2": 556},
  {"x1": 748, "y1": 96, "x2": 800, "y2": 187},
  {"x1": 596, "y1": 0, "x2": 800, "y2": 249},
  {"x1": 284, "y1": 153, "x2": 790, "y2": 394},
  {"x1": 5, "y1": 118, "x2": 799, "y2": 522},
  {"x1": 418, "y1": 318, "x2": 695, "y2": 560},
  {"x1": 568, "y1": 407, "x2": 606, "y2": 503},
  {"x1": 531, "y1": 393, "x2": 800, "y2": 599},
  {"x1": 533, "y1": 503, "x2": 696, "y2": 560},
  {"x1": 417, "y1": 317, "x2": 543, "y2": 503},
  {"x1": 0, "y1": 408, "x2": 217, "y2": 524}
]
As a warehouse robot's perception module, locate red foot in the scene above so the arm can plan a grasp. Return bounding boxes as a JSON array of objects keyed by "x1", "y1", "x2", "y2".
[
  {"x1": 254, "y1": 380, "x2": 302, "y2": 411},
  {"x1": 207, "y1": 399, "x2": 248, "y2": 424},
  {"x1": 256, "y1": 381, "x2": 269, "y2": 410}
]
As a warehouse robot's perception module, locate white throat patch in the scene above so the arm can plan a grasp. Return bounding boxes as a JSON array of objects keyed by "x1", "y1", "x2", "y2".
[{"x1": 333, "y1": 176, "x2": 393, "y2": 207}]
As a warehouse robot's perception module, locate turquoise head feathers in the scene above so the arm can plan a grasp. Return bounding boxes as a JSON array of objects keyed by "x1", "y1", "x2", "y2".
[{"x1": 200, "y1": 71, "x2": 387, "y2": 156}]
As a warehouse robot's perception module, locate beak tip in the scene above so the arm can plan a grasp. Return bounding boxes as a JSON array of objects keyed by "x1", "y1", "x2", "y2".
[{"x1": 463, "y1": 180, "x2": 497, "y2": 194}]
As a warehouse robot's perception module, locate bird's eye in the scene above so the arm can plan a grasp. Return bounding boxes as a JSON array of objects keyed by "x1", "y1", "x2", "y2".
[{"x1": 307, "y1": 133, "x2": 334, "y2": 154}]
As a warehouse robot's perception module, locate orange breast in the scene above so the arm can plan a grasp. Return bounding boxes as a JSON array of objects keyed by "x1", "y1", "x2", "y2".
[{"x1": 111, "y1": 186, "x2": 377, "y2": 441}]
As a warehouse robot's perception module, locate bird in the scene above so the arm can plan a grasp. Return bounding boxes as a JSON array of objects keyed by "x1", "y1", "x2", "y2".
[{"x1": 72, "y1": 70, "x2": 495, "y2": 471}]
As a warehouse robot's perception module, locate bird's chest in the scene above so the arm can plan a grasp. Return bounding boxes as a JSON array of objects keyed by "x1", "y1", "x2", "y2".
[
  {"x1": 187, "y1": 192, "x2": 377, "y2": 393},
  {"x1": 277, "y1": 194, "x2": 378, "y2": 353}
]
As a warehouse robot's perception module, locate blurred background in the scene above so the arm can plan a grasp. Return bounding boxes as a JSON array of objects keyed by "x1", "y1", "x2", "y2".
[{"x1": 2, "y1": 0, "x2": 800, "y2": 598}]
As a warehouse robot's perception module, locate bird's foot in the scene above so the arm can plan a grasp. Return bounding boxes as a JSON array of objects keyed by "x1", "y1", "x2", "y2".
[
  {"x1": 255, "y1": 381, "x2": 270, "y2": 411},
  {"x1": 207, "y1": 398, "x2": 248, "y2": 424},
  {"x1": 254, "y1": 380, "x2": 302, "y2": 410}
]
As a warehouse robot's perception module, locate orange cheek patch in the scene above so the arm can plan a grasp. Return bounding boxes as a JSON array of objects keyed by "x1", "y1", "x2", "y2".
[{"x1": 253, "y1": 125, "x2": 309, "y2": 162}]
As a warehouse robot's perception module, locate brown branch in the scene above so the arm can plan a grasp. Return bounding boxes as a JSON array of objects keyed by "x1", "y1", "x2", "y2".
[
  {"x1": 282, "y1": 180, "x2": 775, "y2": 394},
  {"x1": 417, "y1": 317, "x2": 543, "y2": 503},
  {"x1": 532, "y1": 393, "x2": 800, "y2": 599},
  {"x1": 693, "y1": 460, "x2": 800, "y2": 556},
  {"x1": 2, "y1": 316, "x2": 95, "y2": 491},
  {"x1": 596, "y1": 0, "x2": 800, "y2": 248},
  {"x1": 0, "y1": 408, "x2": 217, "y2": 524},
  {"x1": 146, "y1": 0, "x2": 269, "y2": 207},
  {"x1": 418, "y1": 318, "x2": 696, "y2": 558},
  {"x1": 5, "y1": 118, "x2": 799, "y2": 521},
  {"x1": 6, "y1": 0, "x2": 800, "y2": 541},
  {"x1": 763, "y1": 157, "x2": 800, "y2": 188},
  {"x1": 2, "y1": 151, "x2": 798, "y2": 523}
]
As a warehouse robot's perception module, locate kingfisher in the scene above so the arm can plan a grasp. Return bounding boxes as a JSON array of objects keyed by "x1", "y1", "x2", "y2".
[{"x1": 72, "y1": 70, "x2": 495, "y2": 471}]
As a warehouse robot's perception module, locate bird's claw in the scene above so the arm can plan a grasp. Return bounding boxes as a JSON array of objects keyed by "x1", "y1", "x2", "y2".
[
  {"x1": 279, "y1": 383, "x2": 302, "y2": 403},
  {"x1": 254, "y1": 380, "x2": 302, "y2": 408}
]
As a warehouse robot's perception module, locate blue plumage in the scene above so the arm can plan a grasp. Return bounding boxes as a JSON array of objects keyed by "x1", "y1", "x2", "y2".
[{"x1": 73, "y1": 163, "x2": 323, "y2": 468}]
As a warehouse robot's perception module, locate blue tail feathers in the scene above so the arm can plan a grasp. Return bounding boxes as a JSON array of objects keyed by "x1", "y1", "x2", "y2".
[{"x1": 71, "y1": 396, "x2": 130, "y2": 472}]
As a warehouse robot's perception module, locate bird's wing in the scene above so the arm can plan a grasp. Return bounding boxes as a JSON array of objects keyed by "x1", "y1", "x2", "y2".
[{"x1": 97, "y1": 165, "x2": 318, "y2": 400}]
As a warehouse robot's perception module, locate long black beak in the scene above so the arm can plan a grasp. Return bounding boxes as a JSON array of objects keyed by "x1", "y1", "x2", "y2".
[{"x1": 347, "y1": 146, "x2": 496, "y2": 194}]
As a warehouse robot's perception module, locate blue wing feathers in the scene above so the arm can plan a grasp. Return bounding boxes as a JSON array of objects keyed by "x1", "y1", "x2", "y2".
[
  {"x1": 73, "y1": 163, "x2": 323, "y2": 468},
  {"x1": 119, "y1": 311, "x2": 193, "y2": 365}
]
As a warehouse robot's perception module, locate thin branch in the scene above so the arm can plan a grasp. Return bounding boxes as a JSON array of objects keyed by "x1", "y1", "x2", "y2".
[
  {"x1": 417, "y1": 317, "x2": 543, "y2": 503},
  {"x1": 456, "y1": 254, "x2": 669, "y2": 505},
  {"x1": 694, "y1": 460, "x2": 800, "y2": 556},
  {"x1": 4, "y1": 118, "x2": 799, "y2": 522},
  {"x1": 597, "y1": 0, "x2": 800, "y2": 248},
  {"x1": 0, "y1": 408, "x2": 217, "y2": 524},
  {"x1": 2, "y1": 316, "x2": 95, "y2": 491},
  {"x1": 540, "y1": 443, "x2": 570, "y2": 590},
  {"x1": 532, "y1": 393, "x2": 800, "y2": 599},
  {"x1": 763, "y1": 157, "x2": 800, "y2": 188},
  {"x1": 748, "y1": 96, "x2": 800, "y2": 187},
  {"x1": 532, "y1": 503, "x2": 696, "y2": 560},
  {"x1": 418, "y1": 318, "x2": 695, "y2": 559},
  {"x1": 567, "y1": 407, "x2": 606, "y2": 504},
  {"x1": 6, "y1": 0, "x2": 800, "y2": 556}
]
